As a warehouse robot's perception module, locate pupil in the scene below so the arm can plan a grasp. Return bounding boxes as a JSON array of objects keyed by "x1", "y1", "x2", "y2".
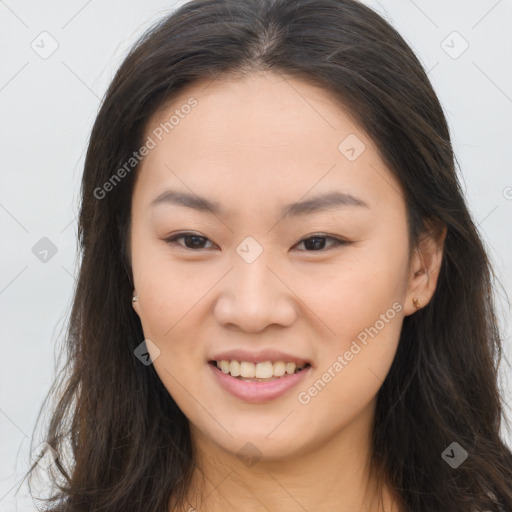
[
  {"x1": 185, "y1": 235, "x2": 205, "y2": 249},
  {"x1": 305, "y1": 237, "x2": 325, "y2": 250}
]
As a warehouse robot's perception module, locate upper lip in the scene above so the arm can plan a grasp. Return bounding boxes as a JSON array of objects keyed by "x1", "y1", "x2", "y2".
[{"x1": 208, "y1": 349, "x2": 312, "y2": 367}]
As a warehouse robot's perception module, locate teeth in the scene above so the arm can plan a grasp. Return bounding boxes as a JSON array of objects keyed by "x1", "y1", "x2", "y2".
[
  {"x1": 286, "y1": 362, "x2": 296, "y2": 375},
  {"x1": 215, "y1": 359, "x2": 307, "y2": 379},
  {"x1": 240, "y1": 361, "x2": 256, "y2": 378},
  {"x1": 229, "y1": 360, "x2": 241, "y2": 377},
  {"x1": 273, "y1": 361, "x2": 286, "y2": 377},
  {"x1": 255, "y1": 361, "x2": 273, "y2": 378}
]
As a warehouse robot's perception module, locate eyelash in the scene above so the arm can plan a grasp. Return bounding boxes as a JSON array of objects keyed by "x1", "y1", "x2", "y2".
[{"x1": 164, "y1": 232, "x2": 350, "y2": 252}]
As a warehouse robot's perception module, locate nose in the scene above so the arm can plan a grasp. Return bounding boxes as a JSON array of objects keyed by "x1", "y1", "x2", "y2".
[{"x1": 213, "y1": 251, "x2": 298, "y2": 333}]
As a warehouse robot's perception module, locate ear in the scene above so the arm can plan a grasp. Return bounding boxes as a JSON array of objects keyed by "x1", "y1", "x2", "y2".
[{"x1": 403, "y1": 219, "x2": 447, "y2": 316}]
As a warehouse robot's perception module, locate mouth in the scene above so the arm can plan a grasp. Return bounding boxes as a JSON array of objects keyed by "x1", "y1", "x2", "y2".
[
  {"x1": 208, "y1": 359, "x2": 313, "y2": 403},
  {"x1": 208, "y1": 360, "x2": 312, "y2": 382}
]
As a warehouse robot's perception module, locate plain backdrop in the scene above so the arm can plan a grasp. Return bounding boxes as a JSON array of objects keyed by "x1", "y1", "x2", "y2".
[{"x1": 1, "y1": 0, "x2": 511, "y2": 509}]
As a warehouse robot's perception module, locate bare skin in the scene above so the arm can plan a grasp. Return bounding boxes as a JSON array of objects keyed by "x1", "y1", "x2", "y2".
[{"x1": 130, "y1": 71, "x2": 446, "y2": 512}]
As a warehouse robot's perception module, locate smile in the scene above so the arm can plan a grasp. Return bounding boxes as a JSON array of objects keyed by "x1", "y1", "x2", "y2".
[{"x1": 208, "y1": 360, "x2": 312, "y2": 402}]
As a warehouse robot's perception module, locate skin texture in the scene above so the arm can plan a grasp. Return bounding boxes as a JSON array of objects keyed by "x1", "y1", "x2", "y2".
[{"x1": 130, "y1": 71, "x2": 445, "y2": 512}]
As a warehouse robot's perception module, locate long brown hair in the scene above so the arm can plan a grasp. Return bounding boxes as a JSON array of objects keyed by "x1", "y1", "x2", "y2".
[{"x1": 22, "y1": 1, "x2": 512, "y2": 510}]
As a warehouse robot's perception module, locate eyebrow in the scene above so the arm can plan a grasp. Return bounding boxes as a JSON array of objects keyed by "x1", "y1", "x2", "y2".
[{"x1": 150, "y1": 189, "x2": 370, "y2": 217}]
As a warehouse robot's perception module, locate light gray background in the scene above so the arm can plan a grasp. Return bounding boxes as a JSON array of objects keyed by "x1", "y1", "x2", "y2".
[{"x1": 1, "y1": 0, "x2": 511, "y2": 510}]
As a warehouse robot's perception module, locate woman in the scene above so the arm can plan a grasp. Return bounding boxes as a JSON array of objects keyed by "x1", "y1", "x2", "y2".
[{"x1": 24, "y1": 0, "x2": 512, "y2": 511}]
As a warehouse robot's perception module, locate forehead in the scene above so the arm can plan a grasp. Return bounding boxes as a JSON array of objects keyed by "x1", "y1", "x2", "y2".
[
  {"x1": 146, "y1": 71, "x2": 361, "y2": 156},
  {"x1": 134, "y1": 71, "x2": 403, "y2": 215}
]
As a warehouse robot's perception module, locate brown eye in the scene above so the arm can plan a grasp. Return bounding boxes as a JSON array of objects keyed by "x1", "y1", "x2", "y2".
[
  {"x1": 164, "y1": 232, "x2": 350, "y2": 252},
  {"x1": 295, "y1": 234, "x2": 349, "y2": 252},
  {"x1": 165, "y1": 232, "x2": 216, "y2": 250}
]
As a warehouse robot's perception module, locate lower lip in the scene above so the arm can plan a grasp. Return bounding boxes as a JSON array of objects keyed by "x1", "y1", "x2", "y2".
[{"x1": 208, "y1": 362, "x2": 312, "y2": 403}]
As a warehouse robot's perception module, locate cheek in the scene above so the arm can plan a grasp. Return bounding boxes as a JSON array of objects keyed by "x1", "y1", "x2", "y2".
[
  {"x1": 132, "y1": 247, "x2": 212, "y2": 410},
  {"x1": 131, "y1": 250, "x2": 227, "y2": 416},
  {"x1": 131, "y1": 228, "x2": 213, "y2": 340},
  {"x1": 298, "y1": 235, "x2": 408, "y2": 398},
  {"x1": 300, "y1": 237, "x2": 408, "y2": 340}
]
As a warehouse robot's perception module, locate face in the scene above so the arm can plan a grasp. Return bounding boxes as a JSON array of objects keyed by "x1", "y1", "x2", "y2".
[{"x1": 130, "y1": 71, "x2": 421, "y2": 461}]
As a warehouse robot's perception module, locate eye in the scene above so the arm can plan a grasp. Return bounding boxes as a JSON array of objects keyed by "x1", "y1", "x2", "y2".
[
  {"x1": 164, "y1": 232, "x2": 350, "y2": 252},
  {"x1": 164, "y1": 232, "x2": 217, "y2": 250},
  {"x1": 294, "y1": 233, "x2": 350, "y2": 252}
]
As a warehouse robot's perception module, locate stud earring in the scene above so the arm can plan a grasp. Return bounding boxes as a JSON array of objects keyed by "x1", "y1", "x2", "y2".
[
  {"x1": 412, "y1": 296, "x2": 420, "y2": 308},
  {"x1": 132, "y1": 295, "x2": 138, "y2": 303}
]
